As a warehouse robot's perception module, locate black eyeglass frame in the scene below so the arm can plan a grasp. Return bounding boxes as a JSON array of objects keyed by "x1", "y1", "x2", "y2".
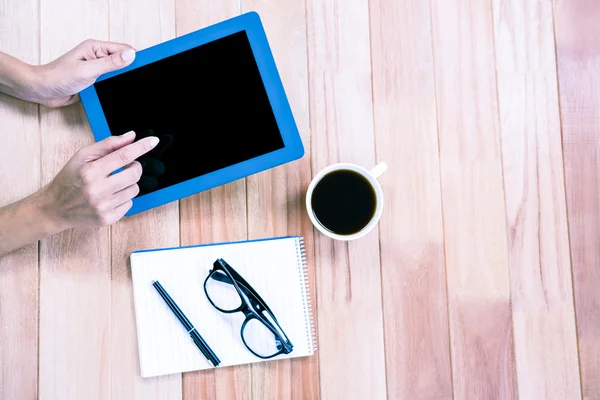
[{"x1": 203, "y1": 258, "x2": 294, "y2": 359}]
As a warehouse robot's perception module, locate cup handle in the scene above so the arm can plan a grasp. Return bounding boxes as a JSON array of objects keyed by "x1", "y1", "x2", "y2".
[{"x1": 370, "y1": 162, "x2": 388, "y2": 179}]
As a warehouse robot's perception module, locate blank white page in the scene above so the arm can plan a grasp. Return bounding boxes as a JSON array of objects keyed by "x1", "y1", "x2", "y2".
[{"x1": 130, "y1": 236, "x2": 313, "y2": 378}]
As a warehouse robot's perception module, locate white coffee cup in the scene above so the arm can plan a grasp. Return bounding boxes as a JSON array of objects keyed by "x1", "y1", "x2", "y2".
[{"x1": 305, "y1": 162, "x2": 387, "y2": 241}]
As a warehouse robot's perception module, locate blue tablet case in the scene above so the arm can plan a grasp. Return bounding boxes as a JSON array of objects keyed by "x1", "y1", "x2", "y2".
[{"x1": 80, "y1": 12, "x2": 304, "y2": 216}]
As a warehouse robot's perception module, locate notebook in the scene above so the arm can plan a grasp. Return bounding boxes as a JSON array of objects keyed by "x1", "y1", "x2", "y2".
[{"x1": 130, "y1": 236, "x2": 316, "y2": 378}]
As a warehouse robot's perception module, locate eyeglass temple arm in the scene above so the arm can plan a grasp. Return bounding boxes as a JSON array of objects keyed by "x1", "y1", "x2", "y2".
[
  {"x1": 212, "y1": 260, "x2": 280, "y2": 322},
  {"x1": 212, "y1": 269, "x2": 273, "y2": 312},
  {"x1": 211, "y1": 261, "x2": 294, "y2": 350}
]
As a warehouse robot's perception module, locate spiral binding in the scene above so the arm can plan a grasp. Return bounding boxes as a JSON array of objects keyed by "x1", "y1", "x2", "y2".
[{"x1": 295, "y1": 237, "x2": 317, "y2": 353}]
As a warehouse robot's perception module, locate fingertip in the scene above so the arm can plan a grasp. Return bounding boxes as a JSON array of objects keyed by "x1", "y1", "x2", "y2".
[
  {"x1": 121, "y1": 49, "x2": 135, "y2": 64},
  {"x1": 122, "y1": 200, "x2": 134, "y2": 215},
  {"x1": 125, "y1": 160, "x2": 143, "y2": 174},
  {"x1": 119, "y1": 131, "x2": 136, "y2": 140},
  {"x1": 114, "y1": 200, "x2": 133, "y2": 219}
]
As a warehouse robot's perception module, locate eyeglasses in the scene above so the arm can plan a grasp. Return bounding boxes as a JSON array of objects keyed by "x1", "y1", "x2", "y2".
[{"x1": 204, "y1": 258, "x2": 294, "y2": 359}]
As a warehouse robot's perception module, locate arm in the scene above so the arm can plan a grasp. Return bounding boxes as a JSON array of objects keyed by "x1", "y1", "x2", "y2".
[
  {"x1": 0, "y1": 133, "x2": 159, "y2": 257},
  {"x1": 0, "y1": 190, "x2": 64, "y2": 255},
  {"x1": 0, "y1": 52, "x2": 37, "y2": 102},
  {"x1": 0, "y1": 40, "x2": 146, "y2": 257},
  {"x1": 0, "y1": 39, "x2": 135, "y2": 107}
]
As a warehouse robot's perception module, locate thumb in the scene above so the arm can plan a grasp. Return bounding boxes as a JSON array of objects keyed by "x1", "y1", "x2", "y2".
[
  {"x1": 86, "y1": 49, "x2": 135, "y2": 78},
  {"x1": 73, "y1": 131, "x2": 137, "y2": 163}
]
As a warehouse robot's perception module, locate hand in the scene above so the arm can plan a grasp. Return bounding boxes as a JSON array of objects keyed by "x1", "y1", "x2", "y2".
[
  {"x1": 39, "y1": 131, "x2": 158, "y2": 230},
  {"x1": 29, "y1": 40, "x2": 136, "y2": 107}
]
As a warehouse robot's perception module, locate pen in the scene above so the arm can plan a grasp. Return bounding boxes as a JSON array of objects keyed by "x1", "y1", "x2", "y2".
[{"x1": 152, "y1": 280, "x2": 221, "y2": 367}]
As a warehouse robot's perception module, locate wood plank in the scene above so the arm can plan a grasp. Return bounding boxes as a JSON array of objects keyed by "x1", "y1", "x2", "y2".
[
  {"x1": 429, "y1": 0, "x2": 518, "y2": 397},
  {"x1": 108, "y1": 0, "x2": 182, "y2": 398},
  {"x1": 241, "y1": 1, "x2": 319, "y2": 399},
  {"x1": 175, "y1": 2, "x2": 252, "y2": 399},
  {"x1": 553, "y1": 0, "x2": 600, "y2": 398},
  {"x1": 179, "y1": 183, "x2": 250, "y2": 400},
  {"x1": 305, "y1": 0, "x2": 387, "y2": 398},
  {"x1": 0, "y1": 1, "x2": 40, "y2": 398},
  {"x1": 38, "y1": 1, "x2": 111, "y2": 398},
  {"x1": 492, "y1": 0, "x2": 582, "y2": 398},
  {"x1": 368, "y1": 0, "x2": 453, "y2": 398}
]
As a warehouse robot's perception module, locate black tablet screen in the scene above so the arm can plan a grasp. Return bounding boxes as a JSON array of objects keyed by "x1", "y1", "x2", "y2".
[{"x1": 94, "y1": 31, "x2": 284, "y2": 196}]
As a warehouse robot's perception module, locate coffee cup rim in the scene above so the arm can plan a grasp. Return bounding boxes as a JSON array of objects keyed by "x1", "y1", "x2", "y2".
[{"x1": 306, "y1": 163, "x2": 384, "y2": 241}]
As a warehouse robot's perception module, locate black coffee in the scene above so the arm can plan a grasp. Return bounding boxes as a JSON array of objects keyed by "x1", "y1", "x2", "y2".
[{"x1": 311, "y1": 170, "x2": 377, "y2": 235}]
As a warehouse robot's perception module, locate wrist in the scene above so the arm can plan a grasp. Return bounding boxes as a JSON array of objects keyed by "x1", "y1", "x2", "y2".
[
  {"x1": 0, "y1": 52, "x2": 39, "y2": 102},
  {"x1": 28, "y1": 186, "x2": 72, "y2": 236},
  {"x1": 0, "y1": 187, "x2": 70, "y2": 257}
]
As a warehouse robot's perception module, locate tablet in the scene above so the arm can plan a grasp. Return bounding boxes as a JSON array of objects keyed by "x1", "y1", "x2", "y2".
[{"x1": 80, "y1": 12, "x2": 304, "y2": 216}]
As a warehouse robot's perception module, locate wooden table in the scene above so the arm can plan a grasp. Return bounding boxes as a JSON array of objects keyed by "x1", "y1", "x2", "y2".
[{"x1": 0, "y1": 0, "x2": 598, "y2": 399}]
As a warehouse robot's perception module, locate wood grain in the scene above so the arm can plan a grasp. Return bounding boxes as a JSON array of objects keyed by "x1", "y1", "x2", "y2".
[
  {"x1": 492, "y1": 0, "x2": 582, "y2": 398},
  {"x1": 38, "y1": 1, "x2": 112, "y2": 399},
  {"x1": 0, "y1": 1, "x2": 40, "y2": 398},
  {"x1": 242, "y1": 1, "x2": 319, "y2": 399},
  {"x1": 554, "y1": 0, "x2": 600, "y2": 398},
  {"x1": 39, "y1": 0, "x2": 111, "y2": 399},
  {"x1": 306, "y1": 0, "x2": 387, "y2": 398},
  {"x1": 2, "y1": 0, "x2": 596, "y2": 397},
  {"x1": 176, "y1": 2, "x2": 252, "y2": 400},
  {"x1": 108, "y1": 0, "x2": 182, "y2": 398},
  {"x1": 368, "y1": 0, "x2": 452, "y2": 398},
  {"x1": 429, "y1": 0, "x2": 518, "y2": 397},
  {"x1": 179, "y1": 182, "x2": 250, "y2": 400}
]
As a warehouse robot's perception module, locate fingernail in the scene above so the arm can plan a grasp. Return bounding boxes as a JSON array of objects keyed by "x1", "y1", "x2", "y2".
[
  {"x1": 121, "y1": 49, "x2": 135, "y2": 63},
  {"x1": 149, "y1": 137, "x2": 159, "y2": 147},
  {"x1": 120, "y1": 131, "x2": 135, "y2": 138}
]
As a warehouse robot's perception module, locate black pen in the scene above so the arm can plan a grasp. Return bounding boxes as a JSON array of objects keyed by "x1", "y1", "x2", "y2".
[{"x1": 152, "y1": 280, "x2": 220, "y2": 367}]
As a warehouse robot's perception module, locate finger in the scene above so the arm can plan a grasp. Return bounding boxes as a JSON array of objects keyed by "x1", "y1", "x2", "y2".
[
  {"x1": 104, "y1": 161, "x2": 143, "y2": 193},
  {"x1": 111, "y1": 199, "x2": 134, "y2": 222},
  {"x1": 83, "y1": 47, "x2": 136, "y2": 78},
  {"x1": 77, "y1": 39, "x2": 136, "y2": 57},
  {"x1": 110, "y1": 183, "x2": 140, "y2": 209},
  {"x1": 90, "y1": 40, "x2": 137, "y2": 57},
  {"x1": 72, "y1": 131, "x2": 136, "y2": 164},
  {"x1": 96, "y1": 136, "x2": 159, "y2": 174},
  {"x1": 101, "y1": 200, "x2": 133, "y2": 226}
]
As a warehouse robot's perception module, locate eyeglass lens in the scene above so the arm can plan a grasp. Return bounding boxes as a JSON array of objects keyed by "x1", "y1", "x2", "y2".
[
  {"x1": 242, "y1": 317, "x2": 282, "y2": 357},
  {"x1": 205, "y1": 270, "x2": 242, "y2": 311},
  {"x1": 206, "y1": 270, "x2": 284, "y2": 357}
]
